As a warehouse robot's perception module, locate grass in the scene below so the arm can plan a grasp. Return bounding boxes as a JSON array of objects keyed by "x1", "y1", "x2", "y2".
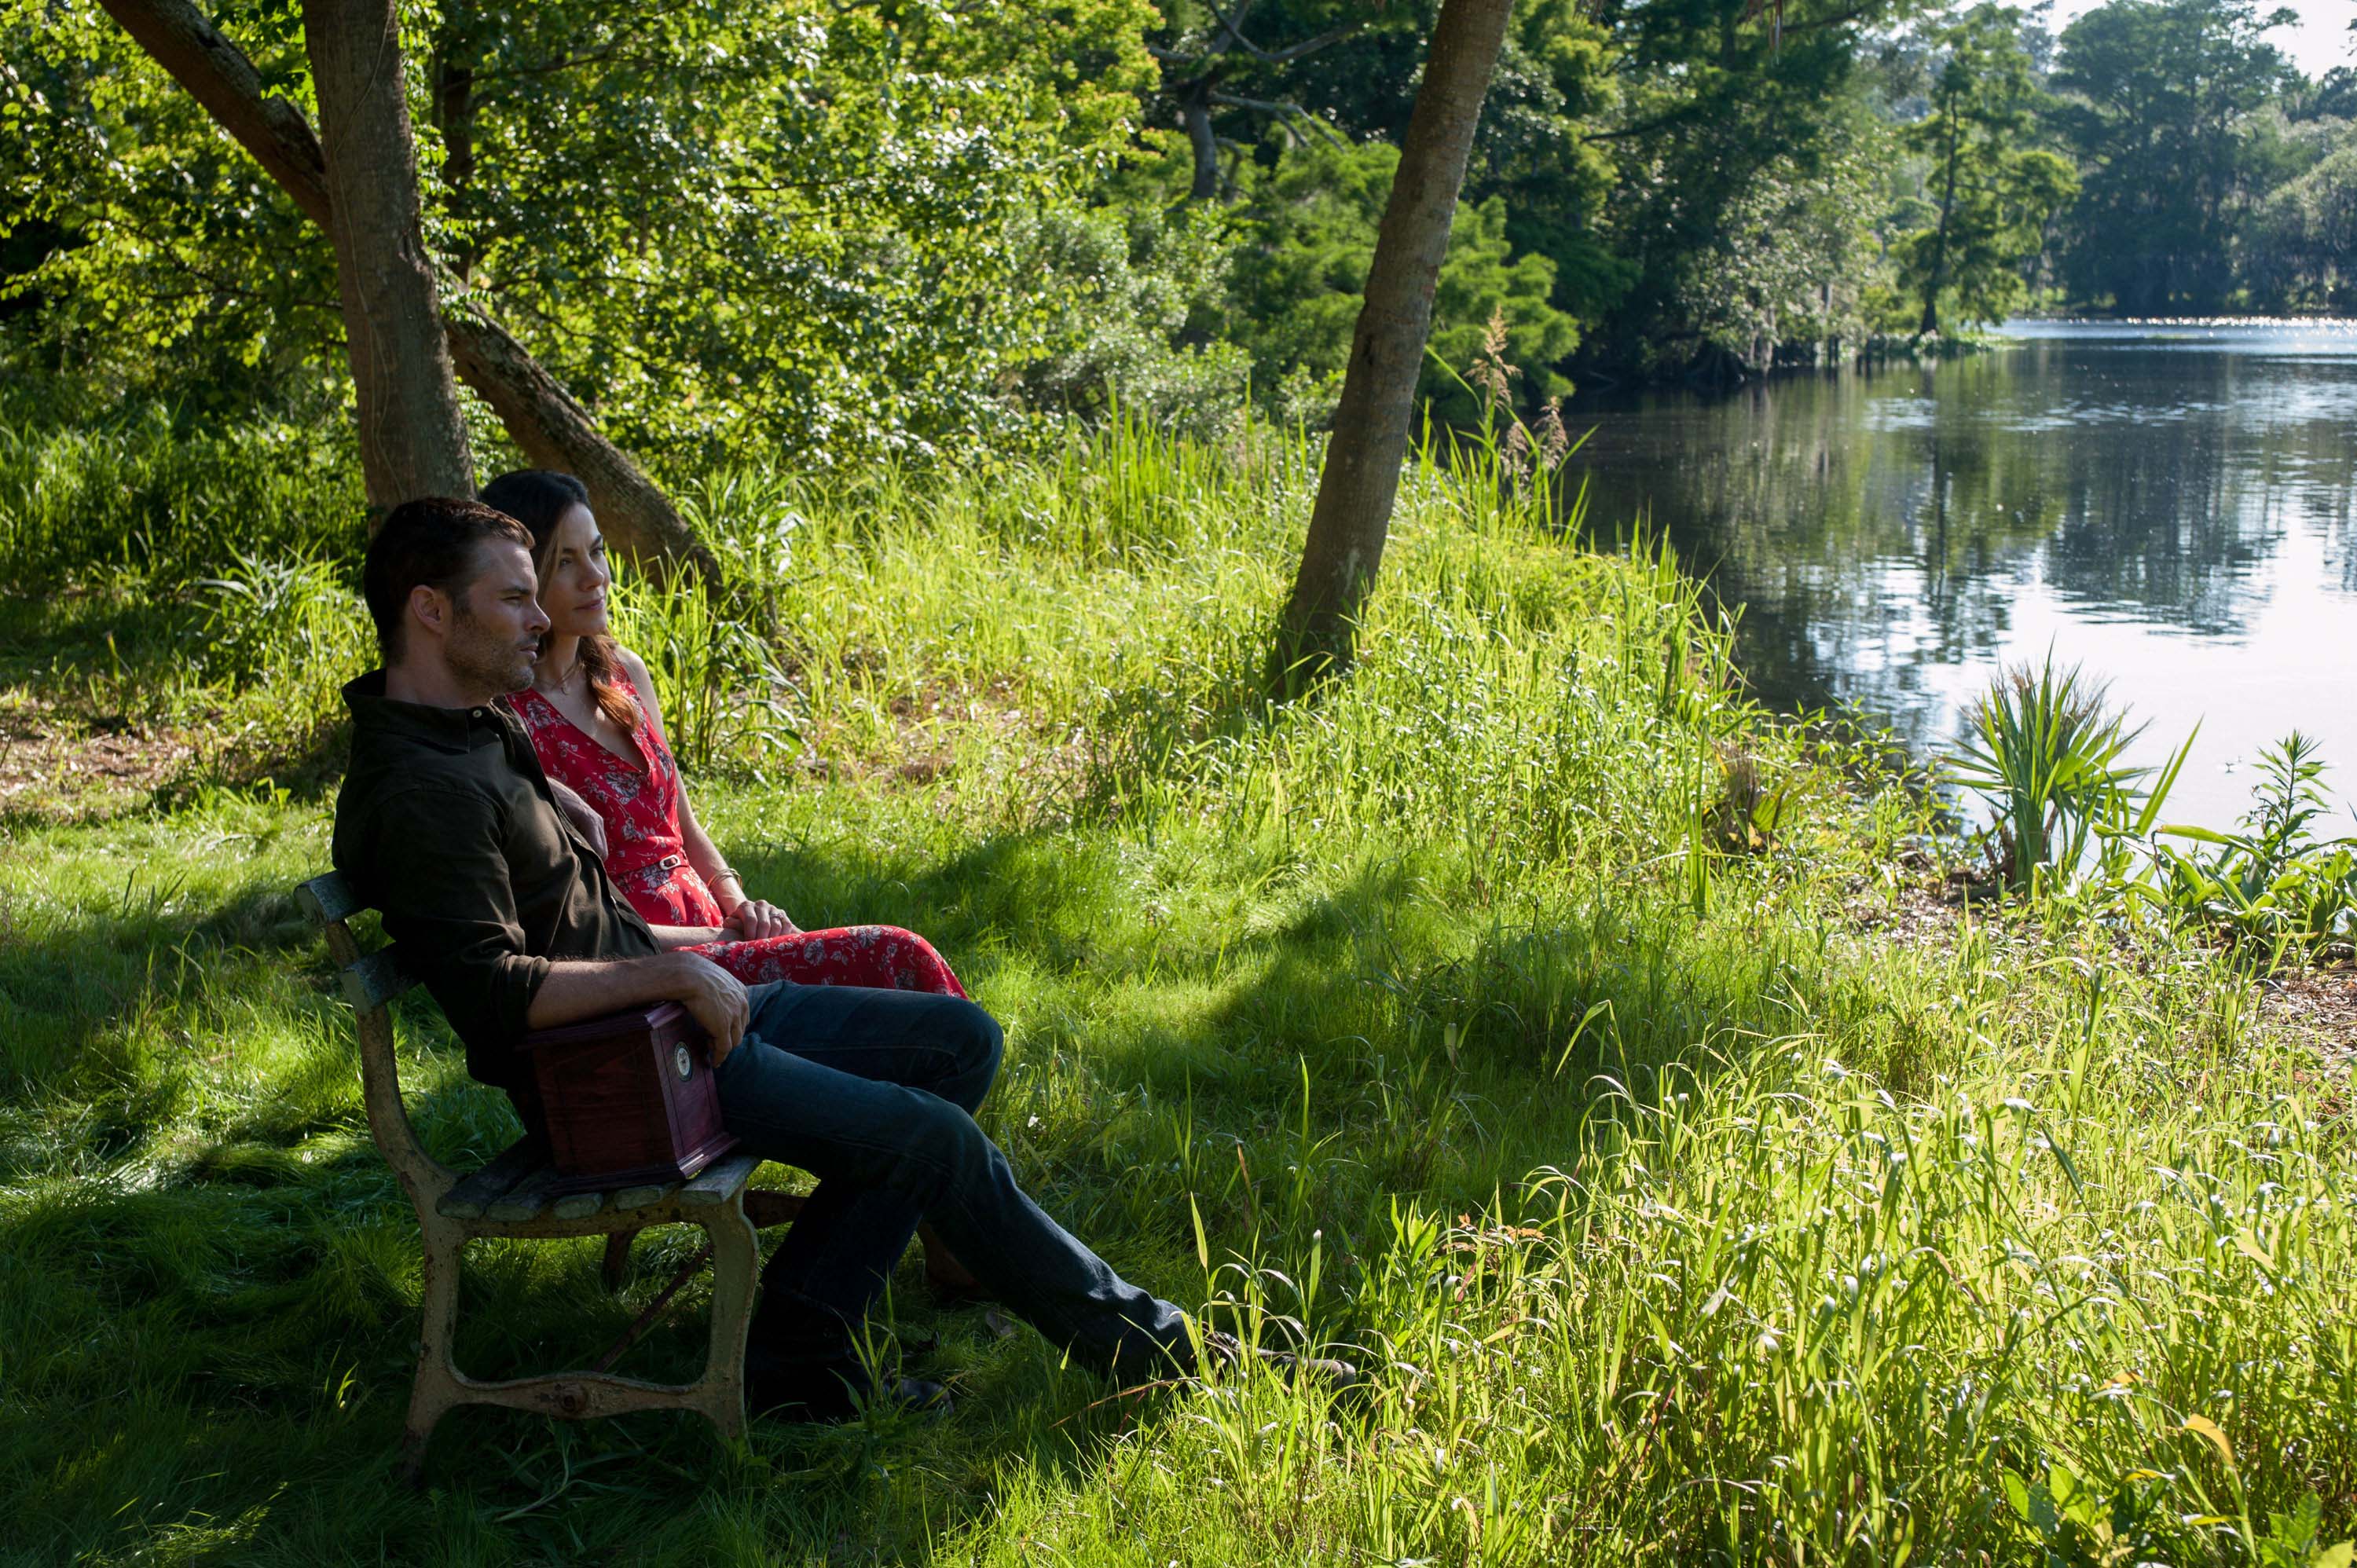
[{"x1": 1, "y1": 405, "x2": 2352, "y2": 1563}]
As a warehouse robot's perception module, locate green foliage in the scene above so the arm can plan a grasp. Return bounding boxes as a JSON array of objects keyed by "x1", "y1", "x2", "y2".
[
  {"x1": 3, "y1": 0, "x2": 1160, "y2": 467},
  {"x1": 1582, "y1": 0, "x2": 1917, "y2": 378},
  {"x1": 610, "y1": 567, "x2": 801, "y2": 777},
  {"x1": 1219, "y1": 137, "x2": 1581, "y2": 423},
  {"x1": 1666, "y1": 96, "x2": 1893, "y2": 372},
  {"x1": 0, "y1": 393, "x2": 362, "y2": 588},
  {"x1": 1898, "y1": 4, "x2": 2080, "y2": 335},
  {"x1": 423, "y1": 0, "x2": 1157, "y2": 466},
  {"x1": 0, "y1": 1, "x2": 339, "y2": 409},
  {"x1": 2247, "y1": 125, "x2": 2357, "y2": 313},
  {"x1": 1166, "y1": 0, "x2": 1629, "y2": 319},
  {"x1": 2140, "y1": 734, "x2": 2357, "y2": 970},
  {"x1": 1003, "y1": 194, "x2": 1253, "y2": 441}
]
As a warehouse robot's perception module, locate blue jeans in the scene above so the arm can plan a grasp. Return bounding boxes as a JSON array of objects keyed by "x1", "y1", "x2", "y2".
[{"x1": 713, "y1": 980, "x2": 1190, "y2": 1377}]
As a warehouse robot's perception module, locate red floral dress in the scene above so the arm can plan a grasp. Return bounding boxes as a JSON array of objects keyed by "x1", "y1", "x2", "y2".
[{"x1": 506, "y1": 680, "x2": 966, "y2": 998}]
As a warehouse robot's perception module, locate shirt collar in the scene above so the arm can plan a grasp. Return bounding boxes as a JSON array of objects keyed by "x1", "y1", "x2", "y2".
[{"x1": 343, "y1": 669, "x2": 515, "y2": 753}]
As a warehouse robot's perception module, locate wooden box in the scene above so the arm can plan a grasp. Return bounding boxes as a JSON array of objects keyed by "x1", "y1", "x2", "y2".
[{"x1": 519, "y1": 1002, "x2": 738, "y2": 1193}]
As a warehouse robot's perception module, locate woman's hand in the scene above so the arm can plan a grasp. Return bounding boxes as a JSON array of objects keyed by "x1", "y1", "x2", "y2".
[{"x1": 723, "y1": 897, "x2": 800, "y2": 940}]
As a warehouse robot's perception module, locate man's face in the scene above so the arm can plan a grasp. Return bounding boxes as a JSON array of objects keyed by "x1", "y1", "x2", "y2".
[{"x1": 443, "y1": 540, "x2": 550, "y2": 697}]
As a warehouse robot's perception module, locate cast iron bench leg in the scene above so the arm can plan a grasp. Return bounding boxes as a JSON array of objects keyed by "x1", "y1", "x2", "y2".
[
  {"x1": 397, "y1": 1209, "x2": 468, "y2": 1487},
  {"x1": 695, "y1": 1203, "x2": 761, "y2": 1440}
]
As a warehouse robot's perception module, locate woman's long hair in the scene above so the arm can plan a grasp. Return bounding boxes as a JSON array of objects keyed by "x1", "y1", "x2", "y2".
[{"x1": 478, "y1": 470, "x2": 642, "y2": 734}]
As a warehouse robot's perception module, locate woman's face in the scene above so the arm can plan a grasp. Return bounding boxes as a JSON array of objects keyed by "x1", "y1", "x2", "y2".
[{"x1": 537, "y1": 503, "x2": 611, "y2": 638}]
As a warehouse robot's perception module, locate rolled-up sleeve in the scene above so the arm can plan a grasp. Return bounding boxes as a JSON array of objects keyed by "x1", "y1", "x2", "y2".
[{"x1": 361, "y1": 786, "x2": 550, "y2": 1076}]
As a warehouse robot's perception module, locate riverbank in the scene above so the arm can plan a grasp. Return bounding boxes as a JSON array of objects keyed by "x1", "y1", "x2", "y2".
[{"x1": 2, "y1": 415, "x2": 2352, "y2": 1562}]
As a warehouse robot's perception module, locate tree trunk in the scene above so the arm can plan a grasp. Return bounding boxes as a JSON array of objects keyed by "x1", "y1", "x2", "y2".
[
  {"x1": 302, "y1": 0, "x2": 475, "y2": 507},
  {"x1": 1919, "y1": 97, "x2": 1962, "y2": 339},
  {"x1": 93, "y1": 0, "x2": 717, "y2": 582},
  {"x1": 1269, "y1": 0, "x2": 1515, "y2": 689},
  {"x1": 431, "y1": 37, "x2": 479, "y2": 281},
  {"x1": 1178, "y1": 77, "x2": 1222, "y2": 202}
]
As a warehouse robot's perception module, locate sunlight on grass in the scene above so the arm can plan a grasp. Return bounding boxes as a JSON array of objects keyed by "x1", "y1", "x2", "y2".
[{"x1": 1, "y1": 410, "x2": 2350, "y2": 1562}]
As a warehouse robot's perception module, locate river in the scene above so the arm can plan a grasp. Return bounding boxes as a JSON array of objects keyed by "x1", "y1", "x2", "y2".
[{"x1": 1568, "y1": 319, "x2": 2357, "y2": 831}]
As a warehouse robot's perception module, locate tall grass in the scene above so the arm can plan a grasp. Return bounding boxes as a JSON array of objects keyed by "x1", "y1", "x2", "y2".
[
  {"x1": 0, "y1": 397, "x2": 363, "y2": 588},
  {"x1": 1, "y1": 403, "x2": 2350, "y2": 1563}
]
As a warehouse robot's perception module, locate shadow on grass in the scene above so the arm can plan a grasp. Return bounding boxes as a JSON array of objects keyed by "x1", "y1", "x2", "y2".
[{"x1": 0, "y1": 795, "x2": 1866, "y2": 1561}]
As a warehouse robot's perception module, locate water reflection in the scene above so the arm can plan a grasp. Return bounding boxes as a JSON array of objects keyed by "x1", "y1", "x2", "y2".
[{"x1": 1570, "y1": 321, "x2": 2357, "y2": 828}]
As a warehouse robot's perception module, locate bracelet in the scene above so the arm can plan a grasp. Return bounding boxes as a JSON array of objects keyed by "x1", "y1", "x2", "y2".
[{"x1": 711, "y1": 866, "x2": 744, "y2": 888}]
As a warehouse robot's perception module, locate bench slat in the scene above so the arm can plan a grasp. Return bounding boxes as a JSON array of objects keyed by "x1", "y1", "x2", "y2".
[
  {"x1": 296, "y1": 873, "x2": 365, "y2": 925},
  {"x1": 339, "y1": 947, "x2": 416, "y2": 1013},
  {"x1": 676, "y1": 1152, "x2": 759, "y2": 1208},
  {"x1": 486, "y1": 1163, "x2": 573, "y2": 1223},
  {"x1": 607, "y1": 1181, "x2": 678, "y2": 1213},
  {"x1": 551, "y1": 1189, "x2": 606, "y2": 1222},
  {"x1": 438, "y1": 1141, "x2": 545, "y2": 1220}
]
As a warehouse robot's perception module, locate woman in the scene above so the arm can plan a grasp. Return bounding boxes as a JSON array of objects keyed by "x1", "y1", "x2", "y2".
[{"x1": 478, "y1": 469, "x2": 966, "y2": 999}]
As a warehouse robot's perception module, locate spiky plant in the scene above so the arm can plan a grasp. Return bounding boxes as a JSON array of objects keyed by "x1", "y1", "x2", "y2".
[{"x1": 1951, "y1": 656, "x2": 2182, "y2": 892}]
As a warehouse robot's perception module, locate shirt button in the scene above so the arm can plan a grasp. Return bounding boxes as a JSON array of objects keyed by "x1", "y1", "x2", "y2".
[{"x1": 471, "y1": 708, "x2": 486, "y2": 719}]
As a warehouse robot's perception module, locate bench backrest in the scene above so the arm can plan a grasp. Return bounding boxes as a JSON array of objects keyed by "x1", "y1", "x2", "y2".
[{"x1": 295, "y1": 872, "x2": 454, "y2": 1203}]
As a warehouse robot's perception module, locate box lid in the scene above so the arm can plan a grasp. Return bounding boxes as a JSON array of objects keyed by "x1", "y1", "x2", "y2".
[{"x1": 519, "y1": 999, "x2": 697, "y2": 1050}]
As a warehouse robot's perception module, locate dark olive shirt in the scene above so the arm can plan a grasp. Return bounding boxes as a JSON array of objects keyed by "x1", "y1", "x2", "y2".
[{"x1": 332, "y1": 670, "x2": 659, "y2": 1089}]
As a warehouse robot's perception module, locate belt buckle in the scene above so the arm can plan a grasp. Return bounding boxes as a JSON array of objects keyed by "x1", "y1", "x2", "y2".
[{"x1": 654, "y1": 853, "x2": 685, "y2": 874}]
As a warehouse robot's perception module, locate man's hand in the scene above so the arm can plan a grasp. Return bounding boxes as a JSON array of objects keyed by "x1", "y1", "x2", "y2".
[
  {"x1": 665, "y1": 951, "x2": 750, "y2": 1065},
  {"x1": 723, "y1": 897, "x2": 800, "y2": 940}
]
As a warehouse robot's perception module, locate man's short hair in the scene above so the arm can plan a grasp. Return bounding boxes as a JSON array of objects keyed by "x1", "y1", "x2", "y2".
[{"x1": 364, "y1": 497, "x2": 533, "y2": 661}]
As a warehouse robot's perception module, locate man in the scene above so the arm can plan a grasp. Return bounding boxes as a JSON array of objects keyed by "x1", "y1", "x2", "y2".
[{"x1": 333, "y1": 497, "x2": 1347, "y2": 1419}]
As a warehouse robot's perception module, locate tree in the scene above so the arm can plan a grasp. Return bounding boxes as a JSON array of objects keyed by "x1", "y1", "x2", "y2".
[
  {"x1": 2050, "y1": 0, "x2": 2300, "y2": 313},
  {"x1": 1670, "y1": 97, "x2": 1887, "y2": 374},
  {"x1": 2245, "y1": 127, "x2": 2357, "y2": 311},
  {"x1": 76, "y1": 0, "x2": 718, "y2": 573},
  {"x1": 1270, "y1": 0, "x2": 1516, "y2": 687},
  {"x1": 409, "y1": 0, "x2": 1153, "y2": 466},
  {"x1": 1148, "y1": 1, "x2": 1363, "y2": 202},
  {"x1": 1901, "y1": 4, "x2": 2077, "y2": 336},
  {"x1": 1573, "y1": 0, "x2": 1915, "y2": 380},
  {"x1": 1147, "y1": 0, "x2": 1623, "y2": 333}
]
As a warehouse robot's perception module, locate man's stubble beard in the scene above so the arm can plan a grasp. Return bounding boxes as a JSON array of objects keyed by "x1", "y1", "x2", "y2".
[{"x1": 448, "y1": 602, "x2": 535, "y2": 696}]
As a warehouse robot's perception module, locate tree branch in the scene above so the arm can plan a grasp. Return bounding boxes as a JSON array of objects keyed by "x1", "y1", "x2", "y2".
[
  {"x1": 1195, "y1": 1, "x2": 1358, "y2": 65},
  {"x1": 1260, "y1": 24, "x2": 1364, "y2": 65},
  {"x1": 1200, "y1": 0, "x2": 1263, "y2": 52},
  {"x1": 94, "y1": 0, "x2": 334, "y2": 228},
  {"x1": 1208, "y1": 90, "x2": 1347, "y2": 148}
]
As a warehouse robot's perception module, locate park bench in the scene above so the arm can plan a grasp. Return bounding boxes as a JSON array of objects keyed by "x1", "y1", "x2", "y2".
[{"x1": 295, "y1": 870, "x2": 775, "y2": 1481}]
